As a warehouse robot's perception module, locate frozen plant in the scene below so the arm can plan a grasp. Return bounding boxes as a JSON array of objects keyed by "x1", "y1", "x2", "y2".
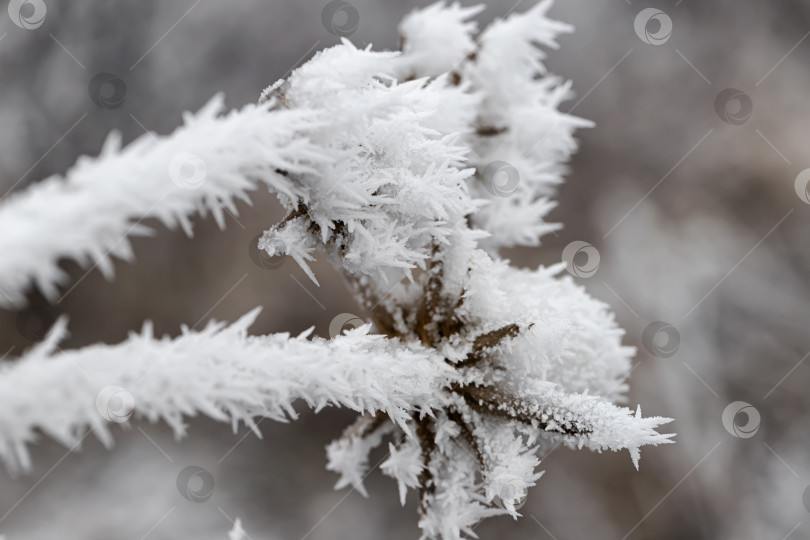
[{"x1": 0, "y1": 1, "x2": 673, "y2": 538}]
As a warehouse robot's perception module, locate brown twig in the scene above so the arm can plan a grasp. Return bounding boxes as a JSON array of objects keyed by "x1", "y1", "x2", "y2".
[
  {"x1": 476, "y1": 125, "x2": 508, "y2": 137},
  {"x1": 414, "y1": 245, "x2": 444, "y2": 346},
  {"x1": 341, "y1": 272, "x2": 402, "y2": 338},
  {"x1": 454, "y1": 323, "x2": 521, "y2": 369},
  {"x1": 416, "y1": 415, "x2": 437, "y2": 513}
]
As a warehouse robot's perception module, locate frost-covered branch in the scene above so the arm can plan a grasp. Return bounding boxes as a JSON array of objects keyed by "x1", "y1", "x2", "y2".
[
  {"x1": 454, "y1": 382, "x2": 673, "y2": 468},
  {"x1": 0, "y1": 310, "x2": 450, "y2": 473},
  {"x1": 398, "y1": 0, "x2": 592, "y2": 252},
  {"x1": 0, "y1": 96, "x2": 324, "y2": 306},
  {"x1": 0, "y1": 2, "x2": 675, "y2": 538},
  {"x1": 259, "y1": 41, "x2": 482, "y2": 283}
]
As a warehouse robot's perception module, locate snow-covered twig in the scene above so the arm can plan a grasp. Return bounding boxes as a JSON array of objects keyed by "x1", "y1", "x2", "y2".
[
  {"x1": 0, "y1": 96, "x2": 324, "y2": 306},
  {"x1": 0, "y1": 310, "x2": 450, "y2": 473}
]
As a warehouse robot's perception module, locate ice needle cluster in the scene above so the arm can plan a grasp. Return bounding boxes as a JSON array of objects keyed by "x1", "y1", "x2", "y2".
[{"x1": 0, "y1": 2, "x2": 672, "y2": 538}]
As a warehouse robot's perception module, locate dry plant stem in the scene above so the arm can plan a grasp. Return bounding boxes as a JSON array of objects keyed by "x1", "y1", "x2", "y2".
[
  {"x1": 416, "y1": 414, "x2": 437, "y2": 513},
  {"x1": 455, "y1": 323, "x2": 521, "y2": 369},
  {"x1": 414, "y1": 245, "x2": 468, "y2": 346},
  {"x1": 340, "y1": 270, "x2": 403, "y2": 339},
  {"x1": 475, "y1": 125, "x2": 508, "y2": 137},
  {"x1": 414, "y1": 245, "x2": 444, "y2": 346},
  {"x1": 271, "y1": 201, "x2": 308, "y2": 231}
]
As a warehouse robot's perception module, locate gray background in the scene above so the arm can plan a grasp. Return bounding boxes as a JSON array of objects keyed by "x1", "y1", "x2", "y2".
[{"x1": 1, "y1": 0, "x2": 809, "y2": 538}]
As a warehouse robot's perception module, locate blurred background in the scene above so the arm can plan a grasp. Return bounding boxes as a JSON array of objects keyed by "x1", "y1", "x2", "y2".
[{"x1": 1, "y1": 0, "x2": 809, "y2": 538}]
